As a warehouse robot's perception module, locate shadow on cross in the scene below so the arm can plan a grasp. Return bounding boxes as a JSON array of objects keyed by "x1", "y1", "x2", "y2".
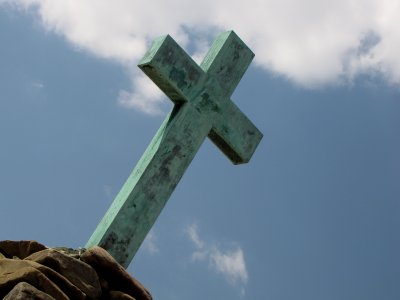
[{"x1": 0, "y1": 240, "x2": 152, "y2": 300}]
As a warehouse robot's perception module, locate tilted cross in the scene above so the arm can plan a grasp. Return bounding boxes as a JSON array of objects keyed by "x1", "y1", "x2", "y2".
[{"x1": 86, "y1": 31, "x2": 263, "y2": 268}]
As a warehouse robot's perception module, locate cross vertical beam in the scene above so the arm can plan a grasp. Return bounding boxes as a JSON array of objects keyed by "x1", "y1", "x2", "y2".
[{"x1": 86, "y1": 31, "x2": 263, "y2": 268}]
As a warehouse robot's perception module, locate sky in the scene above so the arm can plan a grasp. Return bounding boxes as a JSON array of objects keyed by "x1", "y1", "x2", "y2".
[{"x1": 0, "y1": 1, "x2": 399, "y2": 299}]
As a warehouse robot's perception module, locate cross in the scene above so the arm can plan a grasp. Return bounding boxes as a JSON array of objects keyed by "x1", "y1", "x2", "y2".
[{"x1": 86, "y1": 31, "x2": 263, "y2": 268}]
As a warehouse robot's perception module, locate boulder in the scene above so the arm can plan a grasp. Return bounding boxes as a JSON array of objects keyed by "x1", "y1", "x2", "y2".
[
  {"x1": 81, "y1": 247, "x2": 152, "y2": 300},
  {"x1": 3, "y1": 282, "x2": 55, "y2": 300},
  {"x1": 0, "y1": 241, "x2": 152, "y2": 300},
  {"x1": 26, "y1": 249, "x2": 101, "y2": 299},
  {"x1": 0, "y1": 240, "x2": 47, "y2": 259},
  {"x1": 108, "y1": 290, "x2": 137, "y2": 300},
  {"x1": 0, "y1": 259, "x2": 71, "y2": 299}
]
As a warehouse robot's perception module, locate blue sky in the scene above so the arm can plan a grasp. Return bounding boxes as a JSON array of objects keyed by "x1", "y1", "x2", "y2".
[{"x1": 1, "y1": 1, "x2": 400, "y2": 299}]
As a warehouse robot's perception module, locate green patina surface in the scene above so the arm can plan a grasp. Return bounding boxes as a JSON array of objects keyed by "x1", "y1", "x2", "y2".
[{"x1": 86, "y1": 31, "x2": 263, "y2": 268}]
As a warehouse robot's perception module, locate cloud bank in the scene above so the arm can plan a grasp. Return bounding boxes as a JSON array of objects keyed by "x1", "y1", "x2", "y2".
[
  {"x1": 185, "y1": 224, "x2": 248, "y2": 294},
  {"x1": 2, "y1": 0, "x2": 400, "y2": 113}
]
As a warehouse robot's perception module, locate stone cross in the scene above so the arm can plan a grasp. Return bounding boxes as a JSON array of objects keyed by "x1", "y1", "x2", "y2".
[{"x1": 86, "y1": 31, "x2": 263, "y2": 268}]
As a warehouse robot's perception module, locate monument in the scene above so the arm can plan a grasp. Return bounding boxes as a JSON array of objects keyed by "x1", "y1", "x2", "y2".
[
  {"x1": 0, "y1": 30, "x2": 262, "y2": 299},
  {"x1": 86, "y1": 30, "x2": 263, "y2": 268}
]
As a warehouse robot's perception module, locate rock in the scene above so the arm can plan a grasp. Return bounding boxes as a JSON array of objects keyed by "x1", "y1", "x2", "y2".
[
  {"x1": 0, "y1": 258, "x2": 85, "y2": 300},
  {"x1": 81, "y1": 247, "x2": 152, "y2": 300},
  {"x1": 0, "y1": 259, "x2": 68, "y2": 299},
  {"x1": 26, "y1": 248, "x2": 102, "y2": 299},
  {"x1": 3, "y1": 282, "x2": 55, "y2": 300},
  {"x1": 0, "y1": 240, "x2": 47, "y2": 259},
  {"x1": 52, "y1": 247, "x2": 82, "y2": 259},
  {"x1": 108, "y1": 290, "x2": 137, "y2": 300},
  {"x1": 0, "y1": 241, "x2": 152, "y2": 300}
]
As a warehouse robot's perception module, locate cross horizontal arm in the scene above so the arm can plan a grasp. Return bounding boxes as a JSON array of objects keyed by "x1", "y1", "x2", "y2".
[
  {"x1": 209, "y1": 100, "x2": 263, "y2": 164},
  {"x1": 139, "y1": 35, "x2": 204, "y2": 105},
  {"x1": 200, "y1": 31, "x2": 254, "y2": 98}
]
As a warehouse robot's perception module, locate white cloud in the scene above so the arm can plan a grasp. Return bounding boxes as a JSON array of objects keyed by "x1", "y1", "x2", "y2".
[
  {"x1": 118, "y1": 72, "x2": 165, "y2": 115},
  {"x1": 185, "y1": 223, "x2": 205, "y2": 249},
  {"x1": 210, "y1": 247, "x2": 248, "y2": 286},
  {"x1": 185, "y1": 223, "x2": 248, "y2": 292},
  {"x1": 3, "y1": 0, "x2": 400, "y2": 113},
  {"x1": 142, "y1": 230, "x2": 159, "y2": 255}
]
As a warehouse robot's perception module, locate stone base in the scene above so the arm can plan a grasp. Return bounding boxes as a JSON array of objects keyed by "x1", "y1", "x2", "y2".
[{"x1": 0, "y1": 240, "x2": 152, "y2": 300}]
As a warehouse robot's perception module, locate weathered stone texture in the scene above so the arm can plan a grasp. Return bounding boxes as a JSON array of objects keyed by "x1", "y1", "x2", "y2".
[
  {"x1": 80, "y1": 247, "x2": 151, "y2": 300},
  {"x1": 0, "y1": 240, "x2": 152, "y2": 300},
  {"x1": 26, "y1": 249, "x2": 102, "y2": 299},
  {"x1": 0, "y1": 240, "x2": 47, "y2": 259},
  {"x1": 3, "y1": 282, "x2": 55, "y2": 300}
]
